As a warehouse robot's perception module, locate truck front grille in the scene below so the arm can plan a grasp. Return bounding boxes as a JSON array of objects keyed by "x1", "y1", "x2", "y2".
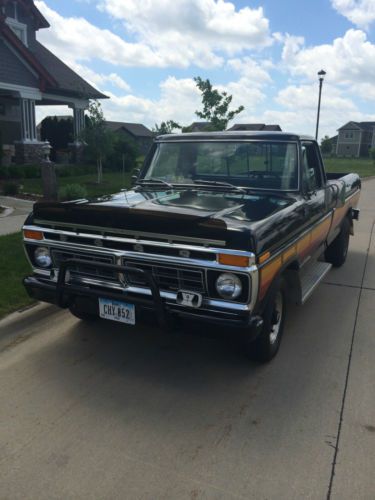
[
  {"x1": 51, "y1": 250, "x2": 117, "y2": 283},
  {"x1": 123, "y1": 259, "x2": 206, "y2": 293}
]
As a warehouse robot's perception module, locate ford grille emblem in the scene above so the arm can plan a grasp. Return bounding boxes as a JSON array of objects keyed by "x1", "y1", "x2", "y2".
[
  {"x1": 134, "y1": 243, "x2": 144, "y2": 252},
  {"x1": 94, "y1": 239, "x2": 103, "y2": 247},
  {"x1": 179, "y1": 249, "x2": 190, "y2": 258}
]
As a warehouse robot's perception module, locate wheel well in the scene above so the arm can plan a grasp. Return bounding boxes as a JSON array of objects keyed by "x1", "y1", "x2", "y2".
[{"x1": 281, "y1": 260, "x2": 300, "y2": 304}]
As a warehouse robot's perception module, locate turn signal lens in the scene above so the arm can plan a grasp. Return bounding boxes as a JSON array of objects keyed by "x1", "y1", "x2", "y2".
[
  {"x1": 23, "y1": 229, "x2": 44, "y2": 240},
  {"x1": 218, "y1": 254, "x2": 249, "y2": 267}
]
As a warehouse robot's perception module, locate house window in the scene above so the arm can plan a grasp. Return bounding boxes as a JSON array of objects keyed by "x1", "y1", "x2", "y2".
[
  {"x1": 344, "y1": 132, "x2": 354, "y2": 139},
  {"x1": 6, "y1": 18, "x2": 28, "y2": 46}
]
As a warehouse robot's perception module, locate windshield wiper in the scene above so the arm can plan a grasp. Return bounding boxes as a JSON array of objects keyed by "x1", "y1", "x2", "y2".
[
  {"x1": 136, "y1": 178, "x2": 174, "y2": 189},
  {"x1": 193, "y1": 179, "x2": 247, "y2": 193}
]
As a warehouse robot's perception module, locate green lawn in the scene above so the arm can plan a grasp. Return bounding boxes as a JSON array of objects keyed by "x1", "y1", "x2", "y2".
[
  {"x1": 0, "y1": 232, "x2": 35, "y2": 319},
  {"x1": 324, "y1": 157, "x2": 375, "y2": 178},
  {"x1": 21, "y1": 170, "x2": 133, "y2": 198}
]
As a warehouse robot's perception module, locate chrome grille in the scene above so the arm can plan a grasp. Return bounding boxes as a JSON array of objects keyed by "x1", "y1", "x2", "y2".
[
  {"x1": 123, "y1": 259, "x2": 205, "y2": 293},
  {"x1": 51, "y1": 250, "x2": 117, "y2": 282}
]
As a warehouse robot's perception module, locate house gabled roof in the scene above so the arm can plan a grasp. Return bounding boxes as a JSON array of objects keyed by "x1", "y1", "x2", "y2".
[
  {"x1": 105, "y1": 121, "x2": 154, "y2": 137},
  {"x1": 32, "y1": 41, "x2": 107, "y2": 99},
  {"x1": 338, "y1": 121, "x2": 375, "y2": 131},
  {"x1": 358, "y1": 121, "x2": 375, "y2": 131},
  {"x1": 21, "y1": 0, "x2": 49, "y2": 29},
  {"x1": 0, "y1": 7, "x2": 106, "y2": 99}
]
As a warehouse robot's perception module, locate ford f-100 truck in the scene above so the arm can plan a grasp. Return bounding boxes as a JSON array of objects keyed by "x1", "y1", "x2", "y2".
[{"x1": 22, "y1": 132, "x2": 361, "y2": 362}]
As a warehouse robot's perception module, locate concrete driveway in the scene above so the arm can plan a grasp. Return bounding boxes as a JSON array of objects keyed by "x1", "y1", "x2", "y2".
[
  {"x1": 0, "y1": 180, "x2": 374, "y2": 499},
  {"x1": 0, "y1": 196, "x2": 34, "y2": 236}
]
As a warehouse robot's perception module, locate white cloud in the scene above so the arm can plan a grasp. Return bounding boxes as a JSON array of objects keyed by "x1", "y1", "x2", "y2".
[
  {"x1": 331, "y1": 0, "x2": 375, "y2": 29},
  {"x1": 99, "y1": 0, "x2": 273, "y2": 67},
  {"x1": 35, "y1": 1, "x2": 165, "y2": 67},
  {"x1": 70, "y1": 63, "x2": 131, "y2": 92},
  {"x1": 36, "y1": 0, "x2": 272, "y2": 70},
  {"x1": 281, "y1": 29, "x2": 375, "y2": 89}
]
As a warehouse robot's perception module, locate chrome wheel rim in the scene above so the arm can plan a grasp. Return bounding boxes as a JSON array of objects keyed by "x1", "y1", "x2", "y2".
[{"x1": 270, "y1": 292, "x2": 283, "y2": 344}]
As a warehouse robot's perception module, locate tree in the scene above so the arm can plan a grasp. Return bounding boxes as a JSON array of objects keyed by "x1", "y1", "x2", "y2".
[
  {"x1": 193, "y1": 76, "x2": 244, "y2": 131},
  {"x1": 40, "y1": 116, "x2": 73, "y2": 161},
  {"x1": 107, "y1": 134, "x2": 139, "y2": 172},
  {"x1": 320, "y1": 135, "x2": 332, "y2": 155},
  {"x1": 80, "y1": 101, "x2": 114, "y2": 183},
  {"x1": 153, "y1": 120, "x2": 181, "y2": 135}
]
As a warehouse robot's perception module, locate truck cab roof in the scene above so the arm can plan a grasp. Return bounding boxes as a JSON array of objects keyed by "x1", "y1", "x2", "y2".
[{"x1": 155, "y1": 131, "x2": 315, "y2": 142}]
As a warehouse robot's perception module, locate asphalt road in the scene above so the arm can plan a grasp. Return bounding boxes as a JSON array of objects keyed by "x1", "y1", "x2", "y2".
[{"x1": 1, "y1": 180, "x2": 374, "y2": 499}]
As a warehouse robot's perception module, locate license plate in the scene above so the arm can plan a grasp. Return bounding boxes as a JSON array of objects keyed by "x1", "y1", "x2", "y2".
[{"x1": 99, "y1": 298, "x2": 135, "y2": 325}]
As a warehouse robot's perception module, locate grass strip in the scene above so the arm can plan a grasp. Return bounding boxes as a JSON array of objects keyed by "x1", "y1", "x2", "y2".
[{"x1": 0, "y1": 232, "x2": 35, "y2": 319}]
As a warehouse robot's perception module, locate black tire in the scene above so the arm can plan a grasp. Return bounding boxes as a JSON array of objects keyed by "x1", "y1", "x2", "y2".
[
  {"x1": 247, "y1": 278, "x2": 286, "y2": 363},
  {"x1": 69, "y1": 304, "x2": 98, "y2": 321},
  {"x1": 325, "y1": 217, "x2": 350, "y2": 268}
]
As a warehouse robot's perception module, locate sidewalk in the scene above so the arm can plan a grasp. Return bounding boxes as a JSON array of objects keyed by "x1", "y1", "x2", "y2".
[{"x1": 0, "y1": 196, "x2": 34, "y2": 236}]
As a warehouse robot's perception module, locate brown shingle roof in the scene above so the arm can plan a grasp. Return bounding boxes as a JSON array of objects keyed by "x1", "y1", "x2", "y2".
[
  {"x1": 105, "y1": 121, "x2": 154, "y2": 137},
  {"x1": 31, "y1": 42, "x2": 107, "y2": 99}
]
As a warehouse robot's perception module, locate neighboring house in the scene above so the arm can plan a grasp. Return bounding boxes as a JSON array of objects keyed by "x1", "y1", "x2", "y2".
[
  {"x1": 227, "y1": 124, "x2": 282, "y2": 131},
  {"x1": 0, "y1": 0, "x2": 107, "y2": 164},
  {"x1": 184, "y1": 122, "x2": 211, "y2": 132},
  {"x1": 105, "y1": 121, "x2": 154, "y2": 155},
  {"x1": 336, "y1": 121, "x2": 375, "y2": 157}
]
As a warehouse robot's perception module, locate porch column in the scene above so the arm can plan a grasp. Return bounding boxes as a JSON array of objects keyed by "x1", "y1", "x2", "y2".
[
  {"x1": 73, "y1": 107, "x2": 85, "y2": 142},
  {"x1": 20, "y1": 98, "x2": 37, "y2": 142}
]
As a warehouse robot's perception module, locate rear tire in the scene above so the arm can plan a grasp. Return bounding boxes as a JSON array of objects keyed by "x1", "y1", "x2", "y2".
[
  {"x1": 325, "y1": 217, "x2": 350, "y2": 268},
  {"x1": 247, "y1": 278, "x2": 286, "y2": 363}
]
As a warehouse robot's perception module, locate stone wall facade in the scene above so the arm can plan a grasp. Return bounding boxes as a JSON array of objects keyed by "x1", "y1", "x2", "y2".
[{"x1": 14, "y1": 142, "x2": 48, "y2": 164}]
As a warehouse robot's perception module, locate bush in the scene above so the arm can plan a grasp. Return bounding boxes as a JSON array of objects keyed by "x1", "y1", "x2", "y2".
[
  {"x1": 3, "y1": 182, "x2": 19, "y2": 196},
  {"x1": 59, "y1": 183, "x2": 88, "y2": 201},
  {"x1": 0, "y1": 165, "x2": 9, "y2": 179}
]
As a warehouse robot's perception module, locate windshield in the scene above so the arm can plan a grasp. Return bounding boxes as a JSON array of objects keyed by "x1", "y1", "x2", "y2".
[{"x1": 143, "y1": 141, "x2": 299, "y2": 191}]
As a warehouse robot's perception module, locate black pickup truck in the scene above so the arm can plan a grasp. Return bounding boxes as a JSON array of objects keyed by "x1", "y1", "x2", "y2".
[{"x1": 22, "y1": 132, "x2": 361, "y2": 362}]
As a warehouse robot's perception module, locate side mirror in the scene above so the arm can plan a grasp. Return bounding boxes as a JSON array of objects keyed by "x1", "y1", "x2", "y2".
[{"x1": 131, "y1": 168, "x2": 140, "y2": 187}]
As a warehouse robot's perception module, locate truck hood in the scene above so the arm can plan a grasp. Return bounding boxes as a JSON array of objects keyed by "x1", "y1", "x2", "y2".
[{"x1": 31, "y1": 189, "x2": 297, "y2": 252}]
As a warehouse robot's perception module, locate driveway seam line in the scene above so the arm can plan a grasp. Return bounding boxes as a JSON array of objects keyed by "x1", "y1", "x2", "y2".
[
  {"x1": 323, "y1": 282, "x2": 375, "y2": 291},
  {"x1": 327, "y1": 220, "x2": 375, "y2": 500}
]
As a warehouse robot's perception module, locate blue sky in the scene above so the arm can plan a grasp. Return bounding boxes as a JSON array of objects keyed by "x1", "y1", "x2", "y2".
[{"x1": 34, "y1": 0, "x2": 375, "y2": 139}]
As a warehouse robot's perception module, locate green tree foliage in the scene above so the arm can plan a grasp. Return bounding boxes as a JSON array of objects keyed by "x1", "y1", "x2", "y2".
[
  {"x1": 153, "y1": 120, "x2": 181, "y2": 135},
  {"x1": 107, "y1": 134, "x2": 139, "y2": 172},
  {"x1": 81, "y1": 101, "x2": 114, "y2": 183},
  {"x1": 370, "y1": 147, "x2": 375, "y2": 162},
  {"x1": 193, "y1": 77, "x2": 244, "y2": 131},
  {"x1": 320, "y1": 135, "x2": 333, "y2": 155},
  {"x1": 40, "y1": 116, "x2": 73, "y2": 161}
]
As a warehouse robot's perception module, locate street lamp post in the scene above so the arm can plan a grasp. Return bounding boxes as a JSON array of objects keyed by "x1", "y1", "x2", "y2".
[{"x1": 315, "y1": 69, "x2": 326, "y2": 141}]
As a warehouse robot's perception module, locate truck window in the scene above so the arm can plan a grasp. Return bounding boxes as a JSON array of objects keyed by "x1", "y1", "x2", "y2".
[
  {"x1": 301, "y1": 142, "x2": 323, "y2": 191},
  {"x1": 145, "y1": 141, "x2": 299, "y2": 191}
]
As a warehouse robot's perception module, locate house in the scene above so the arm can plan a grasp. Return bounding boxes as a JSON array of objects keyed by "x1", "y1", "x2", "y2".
[
  {"x1": 105, "y1": 121, "x2": 154, "y2": 155},
  {"x1": 227, "y1": 124, "x2": 282, "y2": 131},
  {"x1": 336, "y1": 122, "x2": 375, "y2": 157},
  {"x1": 0, "y1": 0, "x2": 107, "y2": 164}
]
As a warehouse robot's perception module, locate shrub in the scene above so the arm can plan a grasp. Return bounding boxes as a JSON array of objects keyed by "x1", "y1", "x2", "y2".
[
  {"x1": 0, "y1": 165, "x2": 9, "y2": 179},
  {"x1": 7, "y1": 165, "x2": 25, "y2": 179},
  {"x1": 3, "y1": 182, "x2": 19, "y2": 196},
  {"x1": 59, "y1": 183, "x2": 88, "y2": 201}
]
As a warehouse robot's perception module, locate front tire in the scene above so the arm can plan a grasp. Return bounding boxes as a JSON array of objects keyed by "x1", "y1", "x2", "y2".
[
  {"x1": 247, "y1": 278, "x2": 286, "y2": 363},
  {"x1": 325, "y1": 217, "x2": 350, "y2": 268}
]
